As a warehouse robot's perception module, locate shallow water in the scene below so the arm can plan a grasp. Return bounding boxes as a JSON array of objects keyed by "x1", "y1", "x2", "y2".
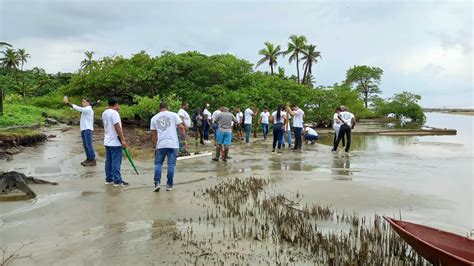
[{"x1": 0, "y1": 113, "x2": 472, "y2": 264}]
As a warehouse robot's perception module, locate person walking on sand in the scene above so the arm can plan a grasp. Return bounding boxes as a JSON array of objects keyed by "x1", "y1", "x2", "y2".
[
  {"x1": 234, "y1": 108, "x2": 244, "y2": 141},
  {"x1": 177, "y1": 102, "x2": 191, "y2": 154},
  {"x1": 150, "y1": 102, "x2": 186, "y2": 192},
  {"x1": 203, "y1": 103, "x2": 212, "y2": 143},
  {"x1": 192, "y1": 108, "x2": 205, "y2": 146},
  {"x1": 244, "y1": 106, "x2": 258, "y2": 144},
  {"x1": 63, "y1": 96, "x2": 96, "y2": 166},
  {"x1": 259, "y1": 108, "x2": 270, "y2": 140},
  {"x1": 102, "y1": 98, "x2": 129, "y2": 186},
  {"x1": 333, "y1": 107, "x2": 345, "y2": 148},
  {"x1": 270, "y1": 105, "x2": 287, "y2": 153},
  {"x1": 286, "y1": 105, "x2": 305, "y2": 150},
  {"x1": 332, "y1": 106, "x2": 356, "y2": 154},
  {"x1": 212, "y1": 107, "x2": 238, "y2": 162}
]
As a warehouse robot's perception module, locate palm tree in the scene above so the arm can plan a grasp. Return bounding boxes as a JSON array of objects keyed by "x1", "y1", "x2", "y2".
[
  {"x1": 0, "y1": 42, "x2": 12, "y2": 48},
  {"x1": 80, "y1": 51, "x2": 95, "y2": 70},
  {"x1": 284, "y1": 35, "x2": 307, "y2": 83},
  {"x1": 1, "y1": 48, "x2": 20, "y2": 69},
  {"x1": 255, "y1": 42, "x2": 283, "y2": 75},
  {"x1": 301, "y1": 44, "x2": 321, "y2": 84},
  {"x1": 17, "y1": 48, "x2": 30, "y2": 71}
]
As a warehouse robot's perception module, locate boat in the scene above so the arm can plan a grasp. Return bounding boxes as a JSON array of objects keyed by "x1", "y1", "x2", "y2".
[{"x1": 384, "y1": 217, "x2": 474, "y2": 265}]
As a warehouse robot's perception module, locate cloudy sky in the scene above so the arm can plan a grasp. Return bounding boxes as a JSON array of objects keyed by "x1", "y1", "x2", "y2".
[{"x1": 0, "y1": 0, "x2": 472, "y2": 107}]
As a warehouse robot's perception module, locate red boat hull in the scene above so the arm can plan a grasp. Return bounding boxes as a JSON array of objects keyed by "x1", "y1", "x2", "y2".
[{"x1": 384, "y1": 217, "x2": 474, "y2": 266}]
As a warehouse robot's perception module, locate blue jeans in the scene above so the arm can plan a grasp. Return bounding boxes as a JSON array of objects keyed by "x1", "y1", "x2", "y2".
[
  {"x1": 178, "y1": 128, "x2": 188, "y2": 152},
  {"x1": 262, "y1": 123, "x2": 269, "y2": 139},
  {"x1": 244, "y1": 124, "x2": 252, "y2": 143},
  {"x1": 294, "y1": 127, "x2": 303, "y2": 149},
  {"x1": 105, "y1": 146, "x2": 123, "y2": 184},
  {"x1": 81, "y1": 129, "x2": 95, "y2": 160},
  {"x1": 154, "y1": 148, "x2": 177, "y2": 187},
  {"x1": 272, "y1": 123, "x2": 284, "y2": 149},
  {"x1": 212, "y1": 123, "x2": 219, "y2": 140},
  {"x1": 203, "y1": 122, "x2": 210, "y2": 140},
  {"x1": 281, "y1": 128, "x2": 292, "y2": 146}
]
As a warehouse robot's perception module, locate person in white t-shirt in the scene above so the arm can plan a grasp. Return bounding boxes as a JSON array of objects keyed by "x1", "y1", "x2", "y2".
[
  {"x1": 281, "y1": 113, "x2": 292, "y2": 148},
  {"x1": 286, "y1": 105, "x2": 305, "y2": 150},
  {"x1": 177, "y1": 102, "x2": 191, "y2": 154},
  {"x1": 303, "y1": 124, "x2": 319, "y2": 144},
  {"x1": 332, "y1": 106, "x2": 356, "y2": 153},
  {"x1": 259, "y1": 108, "x2": 270, "y2": 140},
  {"x1": 203, "y1": 103, "x2": 212, "y2": 143},
  {"x1": 102, "y1": 98, "x2": 129, "y2": 186},
  {"x1": 244, "y1": 107, "x2": 258, "y2": 144},
  {"x1": 234, "y1": 108, "x2": 244, "y2": 141},
  {"x1": 150, "y1": 101, "x2": 186, "y2": 192},
  {"x1": 63, "y1": 96, "x2": 96, "y2": 166},
  {"x1": 211, "y1": 107, "x2": 222, "y2": 142},
  {"x1": 270, "y1": 105, "x2": 287, "y2": 153},
  {"x1": 332, "y1": 107, "x2": 345, "y2": 148}
]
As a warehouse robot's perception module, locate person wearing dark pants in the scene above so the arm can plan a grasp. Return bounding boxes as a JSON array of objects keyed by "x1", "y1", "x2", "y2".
[
  {"x1": 332, "y1": 106, "x2": 356, "y2": 153},
  {"x1": 286, "y1": 105, "x2": 305, "y2": 150},
  {"x1": 259, "y1": 108, "x2": 270, "y2": 140},
  {"x1": 270, "y1": 105, "x2": 287, "y2": 153},
  {"x1": 334, "y1": 124, "x2": 351, "y2": 152},
  {"x1": 102, "y1": 98, "x2": 129, "y2": 186},
  {"x1": 150, "y1": 101, "x2": 186, "y2": 192},
  {"x1": 203, "y1": 103, "x2": 212, "y2": 143}
]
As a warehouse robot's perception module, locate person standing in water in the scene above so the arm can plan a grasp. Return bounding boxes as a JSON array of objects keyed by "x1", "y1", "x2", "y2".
[
  {"x1": 286, "y1": 105, "x2": 305, "y2": 150},
  {"x1": 234, "y1": 108, "x2": 244, "y2": 141},
  {"x1": 332, "y1": 106, "x2": 356, "y2": 154},
  {"x1": 63, "y1": 96, "x2": 96, "y2": 166},
  {"x1": 191, "y1": 108, "x2": 205, "y2": 146},
  {"x1": 212, "y1": 107, "x2": 238, "y2": 162},
  {"x1": 259, "y1": 108, "x2": 270, "y2": 140},
  {"x1": 102, "y1": 98, "x2": 129, "y2": 186},
  {"x1": 150, "y1": 102, "x2": 186, "y2": 192},
  {"x1": 244, "y1": 106, "x2": 258, "y2": 144},
  {"x1": 203, "y1": 103, "x2": 212, "y2": 143},
  {"x1": 333, "y1": 107, "x2": 345, "y2": 148},
  {"x1": 271, "y1": 105, "x2": 287, "y2": 153}
]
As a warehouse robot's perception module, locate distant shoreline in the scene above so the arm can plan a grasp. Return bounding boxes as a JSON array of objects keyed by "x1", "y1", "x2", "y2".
[{"x1": 424, "y1": 108, "x2": 474, "y2": 116}]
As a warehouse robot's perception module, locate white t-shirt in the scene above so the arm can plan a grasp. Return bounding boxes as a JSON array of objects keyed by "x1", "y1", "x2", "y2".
[
  {"x1": 177, "y1": 108, "x2": 191, "y2": 128},
  {"x1": 305, "y1": 127, "x2": 318, "y2": 136},
  {"x1": 236, "y1": 112, "x2": 243, "y2": 123},
  {"x1": 339, "y1": 111, "x2": 355, "y2": 127},
  {"x1": 203, "y1": 108, "x2": 212, "y2": 120},
  {"x1": 212, "y1": 110, "x2": 221, "y2": 123},
  {"x1": 260, "y1": 111, "x2": 270, "y2": 124},
  {"x1": 293, "y1": 109, "x2": 305, "y2": 128},
  {"x1": 244, "y1": 108, "x2": 253, "y2": 124},
  {"x1": 102, "y1": 109, "x2": 122, "y2": 147},
  {"x1": 286, "y1": 114, "x2": 292, "y2": 130},
  {"x1": 72, "y1": 104, "x2": 94, "y2": 131},
  {"x1": 333, "y1": 113, "x2": 342, "y2": 129},
  {"x1": 150, "y1": 111, "x2": 183, "y2": 149},
  {"x1": 271, "y1": 111, "x2": 286, "y2": 124}
]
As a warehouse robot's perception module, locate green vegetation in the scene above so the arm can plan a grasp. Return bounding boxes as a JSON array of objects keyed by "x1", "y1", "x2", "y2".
[{"x1": 1, "y1": 35, "x2": 426, "y2": 128}]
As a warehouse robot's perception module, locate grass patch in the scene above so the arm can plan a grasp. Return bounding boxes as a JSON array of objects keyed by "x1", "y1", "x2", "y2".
[{"x1": 0, "y1": 104, "x2": 77, "y2": 127}]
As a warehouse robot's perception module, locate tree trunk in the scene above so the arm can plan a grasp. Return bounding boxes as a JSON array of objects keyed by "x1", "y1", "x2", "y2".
[
  {"x1": 364, "y1": 89, "x2": 368, "y2": 108},
  {"x1": 302, "y1": 62, "x2": 309, "y2": 84},
  {"x1": 296, "y1": 54, "x2": 300, "y2": 83},
  {"x1": 270, "y1": 63, "x2": 274, "y2": 75},
  {"x1": 0, "y1": 88, "x2": 3, "y2": 116}
]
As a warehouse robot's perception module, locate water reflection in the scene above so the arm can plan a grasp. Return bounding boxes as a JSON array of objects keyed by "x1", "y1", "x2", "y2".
[{"x1": 332, "y1": 156, "x2": 352, "y2": 177}]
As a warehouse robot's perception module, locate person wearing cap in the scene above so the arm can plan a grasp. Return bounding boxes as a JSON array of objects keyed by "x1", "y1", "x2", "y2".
[
  {"x1": 102, "y1": 98, "x2": 129, "y2": 186},
  {"x1": 303, "y1": 124, "x2": 319, "y2": 145},
  {"x1": 63, "y1": 96, "x2": 96, "y2": 166}
]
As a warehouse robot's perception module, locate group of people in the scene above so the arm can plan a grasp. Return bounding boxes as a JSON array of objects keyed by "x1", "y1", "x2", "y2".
[{"x1": 64, "y1": 96, "x2": 354, "y2": 192}]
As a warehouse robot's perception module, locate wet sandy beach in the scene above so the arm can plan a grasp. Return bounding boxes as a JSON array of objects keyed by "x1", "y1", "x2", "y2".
[{"x1": 0, "y1": 112, "x2": 472, "y2": 265}]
